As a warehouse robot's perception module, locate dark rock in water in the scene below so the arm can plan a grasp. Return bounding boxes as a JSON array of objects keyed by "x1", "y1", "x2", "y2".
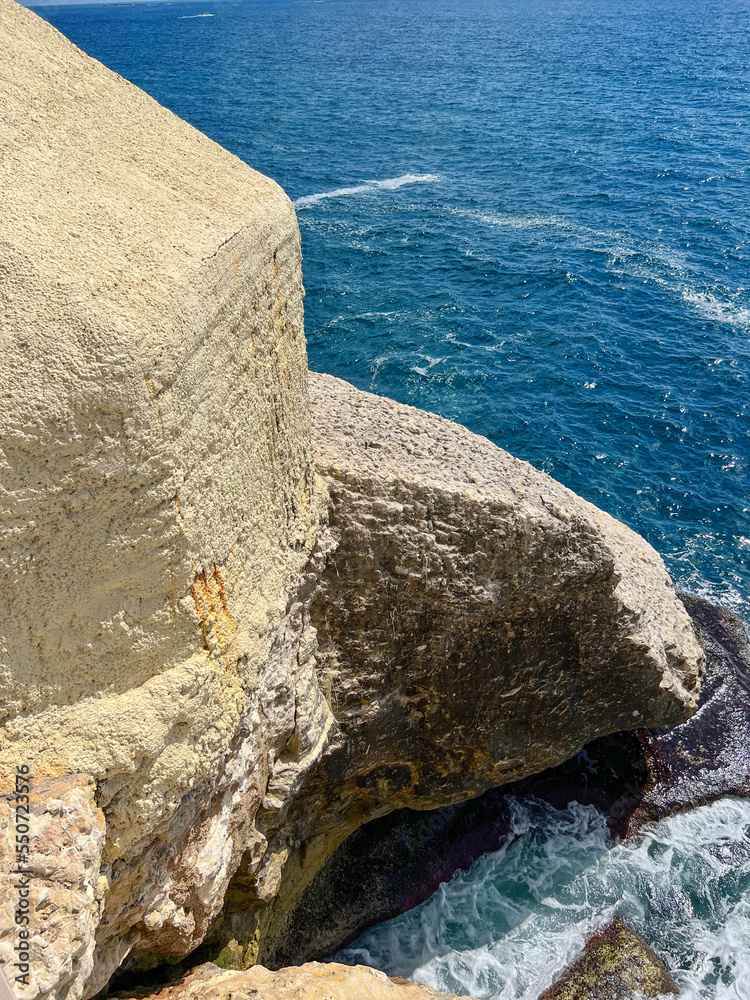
[
  {"x1": 273, "y1": 596, "x2": 748, "y2": 965},
  {"x1": 624, "y1": 594, "x2": 750, "y2": 835},
  {"x1": 536, "y1": 921, "x2": 679, "y2": 1000}
]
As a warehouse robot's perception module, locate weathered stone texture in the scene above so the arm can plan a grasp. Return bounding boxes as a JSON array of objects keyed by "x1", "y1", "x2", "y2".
[
  {"x1": 0, "y1": 0, "x2": 327, "y2": 995},
  {"x1": 209, "y1": 373, "x2": 703, "y2": 968},
  {"x1": 0, "y1": 776, "x2": 106, "y2": 1000},
  {"x1": 0, "y1": 2, "x2": 706, "y2": 992},
  {"x1": 538, "y1": 921, "x2": 678, "y2": 999},
  {"x1": 307, "y1": 373, "x2": 702, "y2": 787},
  {"x1": 278, "y1": 595, "x2": 748, "y2": 970},
  {"x1": 117, "y1": 962, "x2": 475, "y2": 1000}
]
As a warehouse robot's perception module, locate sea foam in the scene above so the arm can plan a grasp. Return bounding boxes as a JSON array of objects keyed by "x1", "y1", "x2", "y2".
[{"x1": 335, "y1": 797, "x2": 750, "y2": 1000}]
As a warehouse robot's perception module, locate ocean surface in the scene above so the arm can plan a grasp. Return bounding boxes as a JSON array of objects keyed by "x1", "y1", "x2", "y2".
[
  {"x1": 33, "y1": 0, "x2": 750, "y2": 995},
  {"x1": 336, "y1": 797, "x2": 750, "y2": 1000}
]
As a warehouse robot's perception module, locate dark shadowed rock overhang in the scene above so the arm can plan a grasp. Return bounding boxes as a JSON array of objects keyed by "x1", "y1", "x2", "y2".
[
  {"x1": 206, "y1": 372, "x2": 704, "y2": 969},
  {"x1": 269, "y1": 594, "x2": 746, "y2": 968}
]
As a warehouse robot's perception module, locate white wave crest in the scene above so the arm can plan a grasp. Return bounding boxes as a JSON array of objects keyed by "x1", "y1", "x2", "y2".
[
  {"x1": 679, "y1": 287, "x2": 750, "y2": 333},
  {"x1": 180, "y1": 13, "x2": 215, "y2": 17},
  {"x1": 294, "y1": 173, "x2": 440, "y2": 209}
]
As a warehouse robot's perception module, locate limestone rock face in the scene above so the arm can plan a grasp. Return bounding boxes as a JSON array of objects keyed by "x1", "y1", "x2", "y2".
[
  {"x1": 0, "y1": 1, "x2": 327, "y2": 996},
  {"x1": 0, "y1": 776, "x2": 106, "y2": 1000},
  {"x1": 118, "y1": 963, "x2": 475, "y2": 1000},
  {"x1": 210, "y1": 373, "x2": 703, "y2": 967},
  {"x1": 307, "y1": 372, "x2": 702, "y2": 799}
]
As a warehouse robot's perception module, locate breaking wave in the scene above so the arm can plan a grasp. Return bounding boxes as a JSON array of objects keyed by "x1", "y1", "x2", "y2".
[{"x1": 335, "y1": 797, "x2": 750, "y2": 1000}]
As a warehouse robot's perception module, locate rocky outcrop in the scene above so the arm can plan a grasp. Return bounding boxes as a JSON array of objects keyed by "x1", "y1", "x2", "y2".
[
  {"x1": 0, "y1": 0, "x2": 327, "y2": 995},
  {"x1": 309, "y1": 371, "x2": 702, "y2": 797},
  {"x1": 538, "y1": 921, "x2": 678, "y2": 1000},
  {"x1": 0, "y1": 776, "x2": 106, "y2": 1000},
  {"x1": 626, "y1": 595, "x2": 750, "y2": 833},
  {"x1": 116, "y1": 963, "x2": 476, "y2": 1000},
  {"x1": 0, "y1": 2, "x2": 706, "y2": 995},
  {"x1": 206, "y1": 373, "x2": 703, "y2": 969},
  {"x1": 276, "y1": 596, "x2": 747, "y2": 966}
]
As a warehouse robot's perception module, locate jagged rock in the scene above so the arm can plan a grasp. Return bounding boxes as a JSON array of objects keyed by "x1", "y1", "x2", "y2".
[
  {"x1": 116, "y1": 962, "x2": 475, "y2": 1000},
  {"x1": 207, "y1": 372, "x2": 703, "y2": 968},
  {"x1": 0, "y1": 776, "x2": 106, "y2": 1000},
  {"x1": 0, "y1": 1, "x2": 327, "y2": 996},
  {"x1": 537, "y1": 921, "x2": 678, "y2": 999},
  {"x1": 627, "y1": 595, "x2": 750, "y2": 833}
]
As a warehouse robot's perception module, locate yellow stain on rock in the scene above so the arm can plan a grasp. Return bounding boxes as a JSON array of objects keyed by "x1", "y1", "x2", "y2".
[{"x1": 191, "y1": 563, "x2": 238, "y2": 659}]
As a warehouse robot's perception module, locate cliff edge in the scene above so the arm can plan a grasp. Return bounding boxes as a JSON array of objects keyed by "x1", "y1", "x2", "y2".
[
  {"x1": 0, "y1": 0, "x2": 328, "y2": 994},
  {"x1": 207, "y1": 373, "x2": 703, "y2": 968}
]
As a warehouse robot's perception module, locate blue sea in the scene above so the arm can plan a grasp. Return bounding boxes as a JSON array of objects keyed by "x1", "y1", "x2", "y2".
[{"x1": 32, "y1": 0, "x2": 750, "y2": 995}]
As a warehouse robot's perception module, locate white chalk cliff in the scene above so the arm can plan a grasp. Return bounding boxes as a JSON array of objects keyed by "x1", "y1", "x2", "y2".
[{"x1": 0, "y1": 2, "x2": 704, "y2": 997}]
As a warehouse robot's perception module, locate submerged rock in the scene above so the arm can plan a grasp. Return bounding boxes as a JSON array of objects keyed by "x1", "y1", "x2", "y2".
[
  {"x1": 537, "y1": 921, "x2": 678, "y2": 1000},
  {"x1": 115, "y1": 962, "x2": 476, "y2": 1000}
]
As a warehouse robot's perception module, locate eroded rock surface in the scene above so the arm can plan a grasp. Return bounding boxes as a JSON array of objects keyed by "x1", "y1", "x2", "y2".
[
  {"x1": 0, "y1": 3, "x2": 707, "y2": 992},
  {"x1": 208, "y1": 373, "x2": 703, "y2": 968},
  {"x1": 628, "y1": 595, "x2": 750, "y2": 834},
  {"x1": 117, "y1": 963, "x2": 475, "y2": 1000},
  {"x1": 0, "y1": 776, "x2": 106, "y2": 1000},
  {"x1": 492, "y1": 593, "x2": 750, "y2": 840},
  {"x1": 0, "y1": 1, "x2": 327, "y2": 995}
]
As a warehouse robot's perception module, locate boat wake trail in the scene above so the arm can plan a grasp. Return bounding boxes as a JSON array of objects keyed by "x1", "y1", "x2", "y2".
[{"x1": 294, "y1": 174, "x2": 440, "y2": 209}]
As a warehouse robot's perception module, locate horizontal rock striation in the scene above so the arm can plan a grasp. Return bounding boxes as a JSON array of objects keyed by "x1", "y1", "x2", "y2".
[{"x1": 0, "y1": 1, "x2": 327, "y2": 996}]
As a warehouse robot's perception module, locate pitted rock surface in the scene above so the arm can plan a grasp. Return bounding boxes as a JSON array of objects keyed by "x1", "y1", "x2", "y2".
[
  {"x1": 116, "y1": 962, "x2": 475, "y2": 1000},
  {"x1": 208, "y1": 372, "x2": 703, "y2": 968},
  {"x1": 0, "y1": 5, "x2": 706, "y2": 992},
  {"x1": 0, "y1": 1, "x2": 327, "y2": 995},
  {"x1": 274, "y1": 596, "x2": 745, "y2": 966}
]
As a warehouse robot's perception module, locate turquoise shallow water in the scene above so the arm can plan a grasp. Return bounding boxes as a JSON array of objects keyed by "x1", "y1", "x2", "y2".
[
  {"x1": 31, "y1": 0, "x2": 750, "y2": 994},
  {"x1": 36, "y1": 0, "x2": 750, "y2": 622},
  {"x1": 335, "y1": 797, "x2": 750, "y2": 1000}
]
